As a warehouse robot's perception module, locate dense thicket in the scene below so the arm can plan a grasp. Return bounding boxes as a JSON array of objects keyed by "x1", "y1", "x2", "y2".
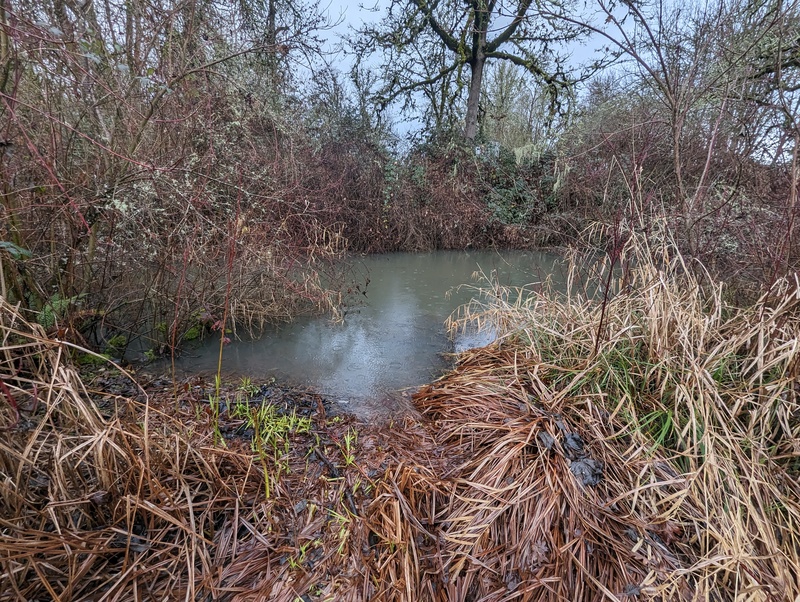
[
  {"x1": 555, "y1": 0, "x2": 800, "y2": 289},
  {"x1": 0, "y1": 0, "x2": 798, "y2": 355},
  {"x1": 0, "y1": 0, "x2": 361, "y2": 353}
]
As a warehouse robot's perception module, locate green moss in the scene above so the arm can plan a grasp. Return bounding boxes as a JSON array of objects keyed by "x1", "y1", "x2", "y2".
[
  {"x1": 38, "y1": 293, "x2": 86, "y2": 330},
  {"x1": 183, "y1": 325, "x2": 202, "y2": 341},
  {"x1": 77, "y1": 352, "x2": 113, "y2": 366},
  {"x1": 105, "y1": 334, "x2": 127, "y2": 354}
]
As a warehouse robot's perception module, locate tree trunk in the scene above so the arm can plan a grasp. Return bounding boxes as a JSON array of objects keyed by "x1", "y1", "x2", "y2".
[
  {"x1": 267, "y1": 0, "x2": 276, "y2": 46},
  {"x1": 266, "y1": 0, "x2": 278, "y2": 85},
  {"x1": 0, "y1": 0, "x2": 11, "y2": 96},
  {"x1": 464, "y1": 55, "x2": 486, "y2": 141}
]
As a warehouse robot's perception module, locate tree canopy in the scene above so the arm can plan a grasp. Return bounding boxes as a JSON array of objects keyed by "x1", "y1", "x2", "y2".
[{"x1": 356, "y1": 0, "x2": 588, "y2": 141}]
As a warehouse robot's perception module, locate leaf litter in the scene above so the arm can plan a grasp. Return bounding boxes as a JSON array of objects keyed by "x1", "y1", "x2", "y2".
[{"x1": 1, "y1": 227, "x2": 799, "y2": 601}]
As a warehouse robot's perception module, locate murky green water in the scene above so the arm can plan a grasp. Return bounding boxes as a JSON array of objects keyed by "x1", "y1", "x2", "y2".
[{"x1": 173, "y1": 250, "x2": 565, "y2": 405}]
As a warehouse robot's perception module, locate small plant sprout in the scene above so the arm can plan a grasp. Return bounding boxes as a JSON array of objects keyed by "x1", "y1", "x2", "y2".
[
  {"x1": 234, "y1": 399, "x2": 312, "y2": 499},
  {"x1": 237, "y1": 376, "x2": 260, "y2": 396},
  {"x1": 328, "y1": 509, "x2": 351, "y2": 556},
  {"x1": 341, "y1": 427, "x2": 357, "y2": 466},
  {"x1": 288, "y1": 540, "x2": 318, "y2": 569}
]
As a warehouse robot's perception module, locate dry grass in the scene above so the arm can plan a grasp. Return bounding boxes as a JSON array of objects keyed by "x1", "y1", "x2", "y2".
[
  {"x1": 2, "y1": 226, "x2": 798, "y2": 601},
  {"x1": 368, "y1": 227, "x2": 798, "y2": 600},
  {"x1": 0, "y1": 300, "x2": 406, "y2": 601}
]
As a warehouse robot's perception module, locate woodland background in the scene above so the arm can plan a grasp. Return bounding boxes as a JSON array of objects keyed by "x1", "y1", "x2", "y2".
[{"x1": 0, "y1": 0, "x2": 798, "y2": 353}]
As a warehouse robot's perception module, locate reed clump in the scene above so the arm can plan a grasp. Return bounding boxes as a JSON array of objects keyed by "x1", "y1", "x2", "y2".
[
  {"x1": 2, "y1": 225, "x2": 798, "y2": 601},
  {"x1": 0, "y1": 300, "x2": 388, "y2": 601},
  {"x1": 367, "y1": 228, "x2": 800, "y2": 600}
]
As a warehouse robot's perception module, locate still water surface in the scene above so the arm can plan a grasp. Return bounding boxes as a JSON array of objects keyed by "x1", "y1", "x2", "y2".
[{"x1": 174, "y1": 250, "x2": 565, "y2": 403}]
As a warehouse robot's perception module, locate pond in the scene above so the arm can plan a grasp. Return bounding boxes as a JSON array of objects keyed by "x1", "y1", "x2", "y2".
[{"x1": 171, "y1": 250, "x2": 566, "y2": 412}]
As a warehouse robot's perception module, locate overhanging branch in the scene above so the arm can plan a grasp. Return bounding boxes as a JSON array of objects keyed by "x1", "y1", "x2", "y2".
[
  {"x1": 484, "y1": 49, "x2": 567, "y2": 86},
  {"x1": 411, "y1": 0, "x2": 461, "y2": 54},
  {"x1": 376, "y1": 62, "x2": 460, "y2": 109},
  {"x1": 485, "y1": 0, "x2": 534, "y2": 53}
]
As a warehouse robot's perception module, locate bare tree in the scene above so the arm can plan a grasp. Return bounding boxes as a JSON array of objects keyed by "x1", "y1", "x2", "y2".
[
  {"x1": 356, "y1": 0, "x2": 589, "y2": 141},
  {"x1": 236, "y1": 0, "x2": 332, "y2": 93},
  {"x1": 554, "y1": 0, "x2": 798, "y2": 251},
  {"x1": 481, "y1": 61, "x2": 555, "y2": 151}
]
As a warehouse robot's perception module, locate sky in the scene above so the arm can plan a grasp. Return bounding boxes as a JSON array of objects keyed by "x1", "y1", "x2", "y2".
[
  {"x1": 320, "y1": 0, "x2": 382, "y2": 61},
  {"x1": 308, "y1": 0, "x2": 613, "y2": 139}
]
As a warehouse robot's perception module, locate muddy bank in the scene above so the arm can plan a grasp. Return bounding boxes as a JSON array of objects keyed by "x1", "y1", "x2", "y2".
[
  {"x1": 0, "y1": 321, "x2": 443, "y2": 601},
  {"x1": 3, "y1": 230, "x2": 800, "y2": 602}
]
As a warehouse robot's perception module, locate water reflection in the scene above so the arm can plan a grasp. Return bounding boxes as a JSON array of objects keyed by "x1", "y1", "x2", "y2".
[{"x1": 172, "y1": 250, "x2": 565, "y2": 401}]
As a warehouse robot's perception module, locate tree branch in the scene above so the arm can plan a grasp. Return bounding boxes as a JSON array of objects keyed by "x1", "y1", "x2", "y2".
[
  {"x1": 484, "y1": 49, "x2": 565, "y2": 85},
  {"x1": 485, "y1": 0, "x2": 534, "y2": 53},
  {"x1": 411, "y1": 0, "x2": 461, "y2": 53},
  {"x1": 376, "y1": 61, "x2": 460, "y2": 109}
]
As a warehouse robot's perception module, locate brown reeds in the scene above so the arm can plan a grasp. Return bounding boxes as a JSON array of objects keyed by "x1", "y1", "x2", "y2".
[
  {"x1": 0, "y1": 299, "x2": 390, "y2": 601},
  {"x1": 366, "y1": 227, "x2": 800, "y2": 600},
  {"x1": 2, "y1": 225, "x2": 798, "y2": 601}
]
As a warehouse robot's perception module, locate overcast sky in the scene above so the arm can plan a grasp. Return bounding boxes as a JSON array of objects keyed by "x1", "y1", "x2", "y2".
[{"x1": 310, "y1": 0, "x2": 611, "y2": 139}]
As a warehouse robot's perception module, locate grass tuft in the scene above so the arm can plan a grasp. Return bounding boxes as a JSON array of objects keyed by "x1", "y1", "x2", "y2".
[
  {"x1": 2, "y1": 224, "x2": 797, "y2": 600},
  {"x1": 369, "y1": 225, "x2": 800, "y2": 600}
]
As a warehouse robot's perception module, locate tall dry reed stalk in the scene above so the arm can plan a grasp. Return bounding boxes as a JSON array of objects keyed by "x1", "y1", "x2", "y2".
[
  {"x1": 0, "y1": 300, "x2": 373, "y2": 601},
  {"x1": 367, "y1": 224, "x2": 800, "y2": 600}
]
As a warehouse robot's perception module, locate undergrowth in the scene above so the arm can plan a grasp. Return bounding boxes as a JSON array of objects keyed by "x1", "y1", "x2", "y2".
[
  {"x1": 1, "y1": 223, "x2": 798, "y2": 601},
  {"x1": 416, "y1": 223, "x2": 800, "y2": 599}
]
